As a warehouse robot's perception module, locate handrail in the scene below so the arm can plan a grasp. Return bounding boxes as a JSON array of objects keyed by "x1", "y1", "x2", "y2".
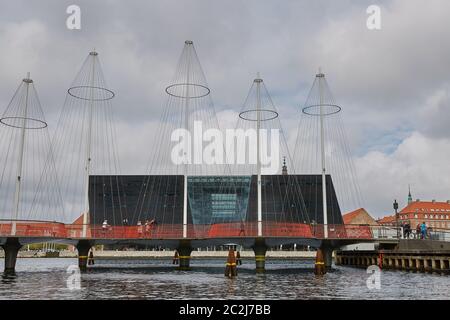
[{"x1": 1, "y1": 221, "x2": 450, "y2": 240}]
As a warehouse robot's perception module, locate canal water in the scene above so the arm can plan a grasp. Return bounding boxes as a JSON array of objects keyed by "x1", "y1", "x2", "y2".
[{"x1": 0, "y1": 258, "x2": 449, "y2": 299}]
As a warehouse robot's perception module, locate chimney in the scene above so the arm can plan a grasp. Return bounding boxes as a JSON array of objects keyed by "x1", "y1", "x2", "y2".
[
  {"x1": 447, "y1": 200, "x2": 450, "y2": 204},
  {"x1": 432, "y1": 199, "x2": 436, "y2": 203},
  {"x1": 416, "y1": 199, "x2": 420, "y2": 202}
]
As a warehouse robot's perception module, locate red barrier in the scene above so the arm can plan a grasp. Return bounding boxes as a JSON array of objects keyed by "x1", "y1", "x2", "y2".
[
  {"x1": 0, "y1": 221, "x2": 67, "y2": 238},
  {"x1": 0, "y1": 220, "x2": 378, "y2": 240}
]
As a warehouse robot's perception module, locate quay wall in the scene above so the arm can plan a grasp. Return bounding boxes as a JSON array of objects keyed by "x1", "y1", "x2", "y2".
[{"x1": 0, "y1": 249, "x2": 317, "y2": 259}]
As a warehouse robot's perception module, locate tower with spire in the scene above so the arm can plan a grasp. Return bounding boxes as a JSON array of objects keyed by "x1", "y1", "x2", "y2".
[{"x1": 407, "y1": 185, "x2": 412, "y2": 205}]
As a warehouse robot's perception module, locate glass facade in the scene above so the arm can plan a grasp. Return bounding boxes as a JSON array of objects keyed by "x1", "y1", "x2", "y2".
[{"x1": 187, "y1": 176, "x2": 251, "y2": 225}]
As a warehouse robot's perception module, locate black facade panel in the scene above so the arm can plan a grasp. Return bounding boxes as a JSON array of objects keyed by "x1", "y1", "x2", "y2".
[{"x1": 89, "y1": 174, "x2": 343, "y2": 226}]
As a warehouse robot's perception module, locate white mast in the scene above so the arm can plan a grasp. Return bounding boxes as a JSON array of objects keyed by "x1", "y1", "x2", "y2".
[
  {"x1": 256, "y1": 74, "x2": 263, "y2": 237},
  {"x1": 82, "y1": 51, "x2": 97, "y2": 238},
  {"x1": 318, "y1": 70, "x2": 328, "y2": 238},
  {"x1": 11, "y1": 72, "x2": 31, "y2": 236},
  {"x1": 182, "y1": 41, "x2": 192, "y2": 238}
]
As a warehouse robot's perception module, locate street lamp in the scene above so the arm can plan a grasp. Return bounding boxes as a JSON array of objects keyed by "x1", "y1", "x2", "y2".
[{"x1": 393, "y1": 199, "x2": 399, "y2": 239}]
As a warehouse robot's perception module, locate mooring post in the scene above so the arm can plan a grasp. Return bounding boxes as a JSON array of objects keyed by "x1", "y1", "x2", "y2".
[
  {"x1": 252, "y1": 238, "x2": 267, "y2": 273},
  {"x1": 177, "y1": 240, "x2": 192, "y2": 270},
  {"x1": 2, "y1": 238, "x2": 22, "y2": 274},
  {"x1": 76, "y1": 240, "x2": 92, "y2": 272},
  {"x1": 225, "y1": 248, "x2": 237, "y2": 278}
]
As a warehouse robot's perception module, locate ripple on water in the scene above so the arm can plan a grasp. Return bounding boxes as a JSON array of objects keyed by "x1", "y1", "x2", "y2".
[{"x1": 1, "y1": 258, "x2": 450, "y2": 299}]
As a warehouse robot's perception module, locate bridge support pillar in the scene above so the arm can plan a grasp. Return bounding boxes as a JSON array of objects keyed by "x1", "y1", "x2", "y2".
[
  {"x1": 252, "y1": 238, "x2": 267, "y2": 273},
  {"x1": 177, "y1": 240, "x2": 192, "y2": 271},
  {"x1": 76, "y1": 240, "x2": 92, "y2": 272},
  {"x1": 315, "y1": 245, "x2": 333, "y2": 275},
  {"x1": 323, "y1": 247, "x2": 333, "y2": 270},
  {"x1": 2, "y1": 238, "x2": 22, "y2": 274}
]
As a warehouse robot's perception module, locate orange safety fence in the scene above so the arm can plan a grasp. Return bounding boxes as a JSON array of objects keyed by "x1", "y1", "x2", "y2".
[
  {"x1": 0, "y1": 221, "x2": 67, "y2": 238},
  {"x1": 0, "y1": 220, "x2": 378, "y2": 240}
]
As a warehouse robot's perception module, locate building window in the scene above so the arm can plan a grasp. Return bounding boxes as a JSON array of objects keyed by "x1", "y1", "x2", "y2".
[{"x1": 414, "y1": 214, "x2": 418, "y2": 218}]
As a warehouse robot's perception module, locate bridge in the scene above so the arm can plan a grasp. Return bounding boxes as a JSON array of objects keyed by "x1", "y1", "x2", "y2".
[
  {"x1": 1, "y1": 43, "x2": 438, "y2": 276},
  {"x1": 1, "y1": 220, "x2": 404, "y2": 273}
]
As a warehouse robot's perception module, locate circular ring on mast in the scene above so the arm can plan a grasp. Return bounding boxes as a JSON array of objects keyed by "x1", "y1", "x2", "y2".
[
  {"x1": 165, "y1": 83, "x2": 210, "y2": 99},
  {"x1": 68, "y1": 85, "x2": 115, "y2": 101},
  {"x1": 302, "y1": 104, "x2": 341, "y2": 116},
  {"x1": 0, "y1": 116, "x2": 48, "y2": 129},
  {"x1": 239, "y1": 109, "x2": 279, "y2": 121}
]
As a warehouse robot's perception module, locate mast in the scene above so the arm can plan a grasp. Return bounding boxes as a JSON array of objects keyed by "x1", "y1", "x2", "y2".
[
  {"x1": 183, "y1": 41, "x2": 192, "y2": 238},
  {"x1": 255, "y1": 74, "x2": 263, "y2": 237},
  {"x1": 82, "y1": 51, "x2": 97, "y2": 238},
  {"x1": 318, "y1": 70, "x2": 328, "y2": 238},
  {"x1": 11, "y1": 72, "x2": 31, "y2": 236}
]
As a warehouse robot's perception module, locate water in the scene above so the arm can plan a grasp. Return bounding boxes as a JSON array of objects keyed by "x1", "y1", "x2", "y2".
[{"x1": 0, "y1": 258, "x2": 449, "y2": 299}]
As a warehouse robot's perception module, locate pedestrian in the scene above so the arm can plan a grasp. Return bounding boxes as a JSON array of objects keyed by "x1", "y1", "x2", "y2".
[
  {"x1": 144, "y1": 220, "x2": 151, "y2": 237},
  {"x1": 102, "y1": 219, "x2": 108, "y2": 235},
  {"x1": 420, "y1": 222, "x2": 427, "y2": 239},
  {"x1": 239, "y1": 220, "x2": 245, "y2": 236},
  {"x1": 416, "y1": 223, "x2": 421, "y2": 239},
  {"x1": 405, "y1": 222, "x2": 411, "y2": 239},
  {"x1": 88, "y1": 250, "x2": 95, "y2": 265},
  {"x1": 137, "y1": 220, "x2": 143, "y2": 237},
  {"x1": 236, "y1": 251, "x2": 242, "y2": 265},
  {"x1": 173, "y1": 250, "x2": 179, "y2": 265}
]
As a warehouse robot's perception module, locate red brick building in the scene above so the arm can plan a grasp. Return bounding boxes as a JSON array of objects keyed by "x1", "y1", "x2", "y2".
[
  {"x1": 343, "y1": 208, "x2": 377, "y2": 225},
  {"x1": 377, "y1": 197, "x2": 450, "y2": 230}
]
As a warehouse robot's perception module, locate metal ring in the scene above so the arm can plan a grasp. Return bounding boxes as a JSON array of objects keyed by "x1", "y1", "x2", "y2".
[
  {"x1": 0, "y1": 116, "x2": 48, "y2": 129},
  {"x1": 68, "y1": 86, "x2": 115, "y2": 101},
  {"x1": 302, "y1": 104, "x2": 341, "y2": 116},
  {"x1": 239, "y1": 109, "x2": 279, "y2": 121},
  {"x1": 165, "y1": 83, "x2": 210, "y2": 98}
]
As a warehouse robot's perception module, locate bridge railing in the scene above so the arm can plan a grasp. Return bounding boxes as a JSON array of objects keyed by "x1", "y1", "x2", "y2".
[
  {"x1": 63, "y1": 222, "x2": 378, "y2": 239},
  {"x1": 0, "y1": 220, "x2": 67, "y2": 238},
  {"x1": 6, "y1": 220, "x2": 447, "y2": 241},
  {"x1": 311, "y1": 224, "x2": 373, "y2": 239}
]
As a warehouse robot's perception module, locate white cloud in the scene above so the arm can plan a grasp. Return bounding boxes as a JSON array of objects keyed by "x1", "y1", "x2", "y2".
[{"x1": 356, "y1": 132, "x2": 450, "y2": 217}]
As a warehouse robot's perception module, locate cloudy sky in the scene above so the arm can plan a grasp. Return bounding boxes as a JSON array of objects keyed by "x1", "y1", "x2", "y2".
[{"x1": 1, "y1": 0, "x2": 449, "y2": 219}]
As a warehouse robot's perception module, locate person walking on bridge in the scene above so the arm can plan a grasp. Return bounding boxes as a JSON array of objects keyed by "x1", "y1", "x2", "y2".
[{"x1": 420, "y1": 222, "x2": 427, "y2": 239}]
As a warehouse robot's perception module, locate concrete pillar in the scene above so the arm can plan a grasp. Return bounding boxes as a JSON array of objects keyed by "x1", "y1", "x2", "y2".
[
  {"x1": 408, "y1": 258, "x2": 413, "y2": 270},
  {"x1": 2, "y1": 238, "x2": 22, "y2": 274},
  {"x1": 177, "y1": 240, "x2": 193, "y2": 271},
  {"x1": 76, "y1": 240, "x2": 92, "y2": 272},
  {"x1": 323, "y1": 247, "x2": 333, "y2": 270},
  {"x1": 431, "y1": 259, "x2": 437, "y2": 271},
  {"x1": 423, "y1": 259, "x2": 428, "y2": 271},
  {"x1": 388, "y1": 258, "x2": 393, "y2": 268},
  {"x1": 440, "y1": 259, "x2": 446, "y2": 271},
  {"x1": 252, "y1": 238, "x2": 267, "y2": 273}
]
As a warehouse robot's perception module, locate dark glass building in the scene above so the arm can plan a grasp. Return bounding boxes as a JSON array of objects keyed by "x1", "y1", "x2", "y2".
[{"x1": 88, "y1": 175, "x2": 343, "y2": 226}]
